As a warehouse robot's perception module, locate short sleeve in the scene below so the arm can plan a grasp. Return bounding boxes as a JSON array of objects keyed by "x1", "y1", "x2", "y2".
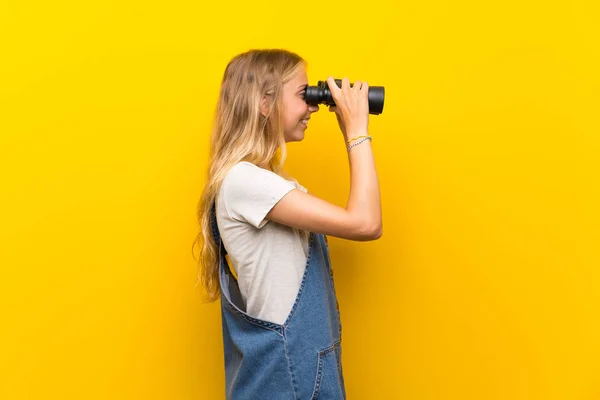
[{"x1": 223, "y1": 162, "x2": 298, "y2": 229}]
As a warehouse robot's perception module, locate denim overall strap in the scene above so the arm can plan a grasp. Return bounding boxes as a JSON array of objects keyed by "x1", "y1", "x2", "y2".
[
  {"x1": 210, "y1": 202, "x2": 346, "y2": 399},
  {"x1": 210, "y1": 202, "x2": 246, "y2": 312}
]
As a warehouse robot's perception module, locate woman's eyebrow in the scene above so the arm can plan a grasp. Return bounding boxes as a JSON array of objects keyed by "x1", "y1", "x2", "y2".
[{"x1": 297, "y1": 84, "x2": 308, "y2": 89}]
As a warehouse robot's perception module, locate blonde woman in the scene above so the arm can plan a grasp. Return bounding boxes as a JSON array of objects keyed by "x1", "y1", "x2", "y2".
[{"x1": 194, "y1": 49, "x2": 382, "y2": 399}]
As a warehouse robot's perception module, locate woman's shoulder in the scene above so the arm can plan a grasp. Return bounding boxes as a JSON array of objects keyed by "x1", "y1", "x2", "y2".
[
  {"x1": 227, "y1": 161, "x2": 287, "y2": 181},
  {"x1": 223, "y1": 161, "x2": 307, "y2": 193},
  {"x1": 225, "y1": 161, "x2": 270, "y2": 182}
]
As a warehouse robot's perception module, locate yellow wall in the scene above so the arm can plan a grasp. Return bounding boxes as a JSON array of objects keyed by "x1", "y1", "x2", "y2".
[{"x1": 1, "y1": 1, "x2": 599, "y2": 399}]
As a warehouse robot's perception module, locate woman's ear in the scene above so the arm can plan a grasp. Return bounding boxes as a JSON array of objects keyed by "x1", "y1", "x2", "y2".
[{"x1": 260, "y1": 95, "x2": 269, "y2": 117}]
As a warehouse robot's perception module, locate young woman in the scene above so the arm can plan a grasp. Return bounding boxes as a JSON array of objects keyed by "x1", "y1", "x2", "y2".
[{"x1": 194, "y1": 48, "x2": 382, "y2": 399}]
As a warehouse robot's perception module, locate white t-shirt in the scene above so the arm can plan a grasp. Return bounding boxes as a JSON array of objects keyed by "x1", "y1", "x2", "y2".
[{"x1": 216, "y1": 161, "x2": 310, "y2": 325}]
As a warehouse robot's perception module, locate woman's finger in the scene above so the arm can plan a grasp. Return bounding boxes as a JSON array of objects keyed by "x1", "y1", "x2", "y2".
[
  {"x1": 341, "y1": 77, "x2": 350, "y2": 91},
  {"x1": 327, "y1": 77, "x2": 340, "y2": 93}
]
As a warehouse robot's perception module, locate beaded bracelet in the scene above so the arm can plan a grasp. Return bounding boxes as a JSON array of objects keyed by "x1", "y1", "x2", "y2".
[{"x1": 347, "y1": 136, "x2": 372, "y2": 152}]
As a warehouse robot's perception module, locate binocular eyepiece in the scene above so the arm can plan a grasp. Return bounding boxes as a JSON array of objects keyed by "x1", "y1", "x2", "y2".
[{"x1": 304, "y1": 79, "x2": 385, "y2": 115}]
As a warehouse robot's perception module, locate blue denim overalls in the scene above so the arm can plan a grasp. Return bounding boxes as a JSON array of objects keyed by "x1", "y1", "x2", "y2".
[{"x1": 210, "y1": 203, "x2": 346, "y2": 399}]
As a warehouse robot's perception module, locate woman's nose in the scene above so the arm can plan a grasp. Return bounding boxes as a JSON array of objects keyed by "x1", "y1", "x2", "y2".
[{"x1": 308, "y1": 104, "x2": 319, "y2": 113}]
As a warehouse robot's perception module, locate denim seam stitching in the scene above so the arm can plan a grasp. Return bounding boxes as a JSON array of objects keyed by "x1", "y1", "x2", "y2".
[
  {"x1": 282, "y1": 330, "x2": 298, "y2": 400},
  {"x1": 283, "y1": 232, "x2": 317, "y2": 328},
  {"x1": 311, "y1": 341, "x2": 341, "y2": 399},
  {"x1": 222, "y1": 299, "x2": 284, "y2": 336},
  {"x1": 311, "y1": 353, "x2": 324, "y2": 399}
]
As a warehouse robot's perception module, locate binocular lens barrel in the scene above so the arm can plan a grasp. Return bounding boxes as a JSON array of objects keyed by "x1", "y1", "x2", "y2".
[{"x1": 304, "y1": 79, "x2": 385, "y2": 115}]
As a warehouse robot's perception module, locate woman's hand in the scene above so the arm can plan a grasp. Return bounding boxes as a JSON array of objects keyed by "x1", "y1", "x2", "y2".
[{"x1": 326, "y1": 76, "x2": 369, "y2": 142}]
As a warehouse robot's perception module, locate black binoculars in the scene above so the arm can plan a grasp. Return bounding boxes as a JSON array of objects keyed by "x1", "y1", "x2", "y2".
[{"x1": 304, "y1": 79, "x2": 385, "y2": 115}]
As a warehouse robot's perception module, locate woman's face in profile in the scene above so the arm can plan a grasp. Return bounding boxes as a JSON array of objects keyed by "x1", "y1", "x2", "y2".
[{"x1": 281, "y1": 64, "x2": 320, "y2": 143}]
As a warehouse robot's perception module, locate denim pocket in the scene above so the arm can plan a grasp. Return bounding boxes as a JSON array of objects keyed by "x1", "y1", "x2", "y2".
[{"x1": 311, "y1": 340, "x2": 346, "y2": 399}]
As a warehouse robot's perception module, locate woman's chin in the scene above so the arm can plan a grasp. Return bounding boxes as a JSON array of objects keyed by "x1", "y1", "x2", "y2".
[
  {"x1": 298, "y1": 124, "x2": 308, "y2": 138},
  {"x1": 284, "y1": 126, "x2": 307, "y2": 142}
]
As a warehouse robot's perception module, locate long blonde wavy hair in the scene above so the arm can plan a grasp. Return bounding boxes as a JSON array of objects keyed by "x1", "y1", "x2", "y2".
[{"x1": 192, "y1": 49, "x2": 306, "y2": 303}]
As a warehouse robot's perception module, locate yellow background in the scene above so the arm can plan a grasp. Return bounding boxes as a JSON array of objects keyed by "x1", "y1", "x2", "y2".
[{"x1": 1, "y1": 1, "x2": 599, "y2": 399}]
